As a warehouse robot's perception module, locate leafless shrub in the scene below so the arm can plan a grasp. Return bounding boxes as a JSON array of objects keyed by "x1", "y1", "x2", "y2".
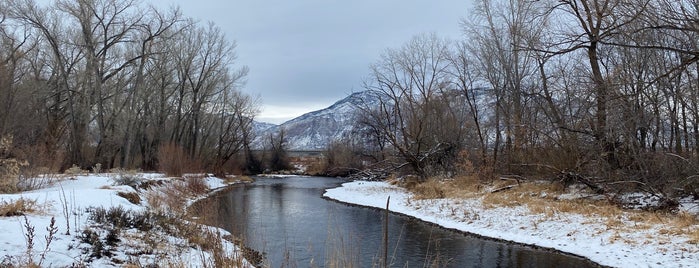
[
  {"x1": 22, "y1": 216, "x2": 35, "y2": 264},
  {"x1": 92, "y1": 163, "x2": 102, "y2": 174},
  {"x1": 17, "y1": 171, "x2": 59, "y2": 192},
  {"x1": 111, "y1": 170, "x2": 144, "y2": 189},
  {"x1": 12, "y1": 216, "x2": 58, "y2": 267}
]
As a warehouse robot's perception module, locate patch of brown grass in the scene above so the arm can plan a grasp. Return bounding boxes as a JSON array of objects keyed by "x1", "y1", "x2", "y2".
[
  {"x1": 451, "y1": 175, "x2": 482, "y2": 194},
  {"x1": 409, "y1": 178, "x2": 446, "y2": 199},
  {"x1": 672, "y1": 211, "x2": 699, "y2": 229},
  {"x1": 225, "y1": 175, "x2": 253, "y2": 183},
  {"x1": 482, "y1": 192, "x2": 519, "y2": 209},
  {"x1": 117, "y1": 191, "x2": 141, "y2": 205},
  {"x1": 403, "y1": 175, "x2": 485, "y2": 200},
  {"x1": 689, "y1": 228, "x2": 699, "y2": 244},
  {"x1": 0, "y1": 198, "x2": 40, "y2": 216},
  {"x1": 481, "y1": 182, "x2": 556, "y2": 210}
]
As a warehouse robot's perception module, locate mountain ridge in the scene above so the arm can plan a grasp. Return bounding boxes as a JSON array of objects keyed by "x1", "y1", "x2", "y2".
[{"x1": 253, "y1": 91, "x2": 375, "y2": 151}]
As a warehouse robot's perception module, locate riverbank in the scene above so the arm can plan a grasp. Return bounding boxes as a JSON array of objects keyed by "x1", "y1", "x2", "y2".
[
  {"x1": 0, "y1": 172, "x2": 252, "y2": 267},
  {"x1": 323, "y1": 180, "x2": 699, "y2": 268}
]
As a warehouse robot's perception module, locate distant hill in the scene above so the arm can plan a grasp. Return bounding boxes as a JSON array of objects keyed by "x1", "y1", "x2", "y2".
[
  {"x1": 252, "y1": 121, "x2": 277, "y2": 134},
  {"x1": 253, "y1": 91, "x2": 378, "y2": 151}
]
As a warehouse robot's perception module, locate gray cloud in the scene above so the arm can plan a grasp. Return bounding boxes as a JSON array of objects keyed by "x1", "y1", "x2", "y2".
[{"x1": 154, "y1": 0, "x2": 471, "y2": 123}]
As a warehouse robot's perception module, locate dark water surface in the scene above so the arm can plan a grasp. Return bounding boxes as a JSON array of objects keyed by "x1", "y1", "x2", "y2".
[{"x1": 192, "y1": 176, "x2": 600, "y2": 267}]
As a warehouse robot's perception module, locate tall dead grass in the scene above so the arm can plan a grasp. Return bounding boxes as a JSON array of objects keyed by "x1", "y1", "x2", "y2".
[
  {"x1": 158, "y1": 143, "x2": 202, "y2": 177},
  {"x1": 144, "y1": 176, "x2": 211, "y2": 215},
  {"x1": 0, "y1": 198, "x2": 41, "y2": 217},
  {"x1": 407, "y1": 175, "x2": 484, "y2": 200}
]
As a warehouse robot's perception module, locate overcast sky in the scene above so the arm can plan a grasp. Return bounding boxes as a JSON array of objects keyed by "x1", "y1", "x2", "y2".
[{"x1": 154, "y1": 0, "x2": 472, "y2": 124}]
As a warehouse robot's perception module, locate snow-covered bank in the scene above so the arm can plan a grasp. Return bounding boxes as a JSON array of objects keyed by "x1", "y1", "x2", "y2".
[
  {"x1": 324, "y1": 181, "x2": 699, "y2": 268},
  {"x1": 0, "y1": 174, "x2": 251, "y2": 267}
]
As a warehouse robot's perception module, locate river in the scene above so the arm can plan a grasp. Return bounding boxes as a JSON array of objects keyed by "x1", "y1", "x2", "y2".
[{"x1": 190, "y1": 176, "x2": 600, "y2": 267}]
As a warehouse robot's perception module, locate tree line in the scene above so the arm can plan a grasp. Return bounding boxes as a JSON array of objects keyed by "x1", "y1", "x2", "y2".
[
  {"x1": 0, "y1": 0, "x2": 257, "y2": 174},
  {"x1": 352, "y1": 0, "x2": 699, "y2": 199}
]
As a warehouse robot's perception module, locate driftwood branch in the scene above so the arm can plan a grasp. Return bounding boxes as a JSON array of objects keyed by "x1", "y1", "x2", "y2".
[{"x1": 490, "y1": 184, "x2": 517, "y2": 193}]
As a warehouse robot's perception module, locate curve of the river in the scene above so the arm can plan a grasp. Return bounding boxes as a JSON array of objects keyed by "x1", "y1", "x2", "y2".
[{"x1": 191, "y1": 176, "x2": 601, "y2": 267}]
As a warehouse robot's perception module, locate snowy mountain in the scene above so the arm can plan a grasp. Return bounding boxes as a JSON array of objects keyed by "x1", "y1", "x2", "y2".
[
  {"x1": 254, "y1": 91, "x2": 378, "y2": 151},
  {"x1": 252, "y1": 121, "x2": 277, "y2": 133}
]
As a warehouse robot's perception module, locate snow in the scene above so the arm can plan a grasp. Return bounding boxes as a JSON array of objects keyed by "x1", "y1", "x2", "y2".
[
  {"x1": 323, "y1": 181, "x2": 699, "y2": 268},
  {"x1": 681, "y1": 197, "x2": 699, "y2": 215},
  {"x1": 256, "y1": 174, "x2": 301, "y2": 178},
  {"x1": 0, "y1": 174, "x2": 251, "y2": 267}
]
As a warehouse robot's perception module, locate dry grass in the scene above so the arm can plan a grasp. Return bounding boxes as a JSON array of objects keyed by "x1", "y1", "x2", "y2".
[
  {"x1": 0, "y1": 198, "x2": 41, "y2": 217},
  {"x1": 672, "y1": 211, "x2": 698, "y2": 229},
  {"x1": 408, "y1": 178, "x2": 446, "y2": 199},
  {"x1": 145, "y1": 184, "x2": 188, "y2": 215},
  {"x1": 451, "y1": 175, "x2": 484, "y2": 193},
  {"x1": 144, "y1": 176, "x2": 213, "y2": 215},
  {"x1": 690, "y1": 228, "x2": 699, "y2": 244},
  {"x1": 117, "y1": 191, "x2": 141, "y2": 205},
  {"x1": 405, "y1": 176, "x2": 699, "y2": 240},
  {"x1": 404, "y1": 175, "x2": 483, "y2": 200},
  {"x1": 158, "y1": 143, "x2": 202, "y2": 177},
  {"x1": 223, "y1": 175, "x2": 253, "y2": 184},
  {"x1": 184, "y1": 176, "x2": 209, "y2": 196}
]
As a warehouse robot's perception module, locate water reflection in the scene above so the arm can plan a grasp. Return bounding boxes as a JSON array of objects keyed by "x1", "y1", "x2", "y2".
[{"x1": 191, "y1": 176, "x2": 599, "y2": 268}]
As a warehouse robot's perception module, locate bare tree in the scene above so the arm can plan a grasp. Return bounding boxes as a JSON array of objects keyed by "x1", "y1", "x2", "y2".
[
  {"x1": 4, "y1": 0, "x2": 255, "y2": 174},
  {"x1": 449, "y1": 41, "x2": 489, "y2": 166},
  {"x1": 267, "y1": 128, "x2": 290, "y2": 172},
  {"x1": 360, "y1": 33, "x2": 459, "y2": 179},
  {"x1": 543, "y1": 0, "x2": 650, "y2": 167},
  {"x1": 464, "y1": 0, "x2": 548, "y2": 167}
]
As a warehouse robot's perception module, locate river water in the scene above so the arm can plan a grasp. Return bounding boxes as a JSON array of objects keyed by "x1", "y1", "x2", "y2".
[{"x1": 191, "y1": 176, "x2": 600, "y2": 267}]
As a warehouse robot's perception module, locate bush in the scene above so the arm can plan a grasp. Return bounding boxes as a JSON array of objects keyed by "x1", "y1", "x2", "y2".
[
  {"x1": 17, "y1": 169, "x2": 59, "y2": 192},
  {"x1": 87, "y1": 206, "x2": 160, "y2": 232},
  {"x1": 79, "y1": 229, "x2": 110, "y2": 259},
  {"x1": 322, "y1": 141, "x2": 364, "y2": 177},
  {"x1": 111, "y1": 170, "x2": 144, "y2": 189}
]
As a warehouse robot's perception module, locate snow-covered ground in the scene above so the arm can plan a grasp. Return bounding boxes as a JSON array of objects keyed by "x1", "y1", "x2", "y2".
[
  {"x1": 0, "y1": 174, "x2": 251, "y2": 267},
  {"x1": 324, "y1": 181, "x2": 699, "y2": 268}
]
